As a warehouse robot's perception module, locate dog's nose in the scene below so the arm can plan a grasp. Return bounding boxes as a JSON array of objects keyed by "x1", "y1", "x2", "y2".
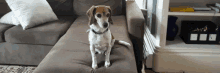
[{"x1": 103, "y1": 23, "x2": 108, "y2": 28}]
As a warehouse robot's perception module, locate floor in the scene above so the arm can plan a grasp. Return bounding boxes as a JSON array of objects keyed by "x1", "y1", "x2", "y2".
[
  {"x1": 141, "y1": 63, "x2": 155, "y2": 73},
  {"x1": 0, "y1": 65, "x2": 36, "y2": 73},
  {"x1": 143, "y1": 68, "x2": 155, "y2": 73},
  {"x1": 0, "y1": 64, "x2": 154, "y2": 73}
]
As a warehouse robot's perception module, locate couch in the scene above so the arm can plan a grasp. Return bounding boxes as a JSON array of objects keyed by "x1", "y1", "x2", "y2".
[
  {"x1": 0, "y1": 0, "x2": 75, "y2": 65},
  {"x1": 0, "y1": 0, "x2": 145, "y2": 73}
]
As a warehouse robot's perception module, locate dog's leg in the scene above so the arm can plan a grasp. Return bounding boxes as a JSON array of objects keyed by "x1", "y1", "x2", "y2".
[
  {"x1": 104, "y1": 39, "x2": 115, "y2": 67},
  {"x1": 90, "y1": 45, "x2": 98, "y2": 69},
  {"x1": 105, "y1": 44, "x2": 112, "y2": 68},
  {"x1": 95, "y1": 49, "x2": 102, "y2": 54},
  {"x1": 111, "y1": 39, "x2": 115, "y2": 47}
]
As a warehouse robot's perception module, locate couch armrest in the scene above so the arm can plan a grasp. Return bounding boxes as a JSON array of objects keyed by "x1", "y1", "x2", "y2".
[
  {"x1": 126, "y1": 1, "x2": 145, "y2": 39},
  {"x1": 126, "y1": 1, "x2": 145, "y2": 73}
]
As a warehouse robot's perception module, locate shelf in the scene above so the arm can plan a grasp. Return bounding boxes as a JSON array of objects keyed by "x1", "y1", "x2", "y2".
[
  {"x1": 162, "y1": 36, "x2": 220, "y2": 53},
  {"x1": 168, "y1": 11, "x2": 220, "y2": 16}
]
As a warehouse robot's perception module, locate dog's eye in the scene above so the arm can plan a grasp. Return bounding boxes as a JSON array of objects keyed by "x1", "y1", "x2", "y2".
[
  {"x1": 97, "y1": 14, "x2": 101, "y2": 18},
  {"x1": 106, "y1": 14, "x2": 110, "y2": 17}
]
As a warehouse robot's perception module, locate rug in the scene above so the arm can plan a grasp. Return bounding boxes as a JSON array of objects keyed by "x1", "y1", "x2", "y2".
[{"x1": 0, "y1": 65, "x2": 36, "y2": 73}]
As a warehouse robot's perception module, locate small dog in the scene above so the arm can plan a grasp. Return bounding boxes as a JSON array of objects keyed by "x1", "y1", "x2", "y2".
[{"x1": 86, "y1": 5, "x2": 131, "y2": 69}]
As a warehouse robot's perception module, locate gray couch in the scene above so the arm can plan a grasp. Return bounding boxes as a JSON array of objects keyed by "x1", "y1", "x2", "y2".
[
  {"x1": 0, "y1": 0, "x2": 145, "y2": 73},
  {"x1": 0, "y1": 0, "x2": 75, "y2": 66}
]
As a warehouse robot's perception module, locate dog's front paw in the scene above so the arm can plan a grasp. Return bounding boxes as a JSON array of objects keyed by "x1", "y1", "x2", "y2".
[
  {"x1": 105, "y1": 61, "x2": 110, "y2": 68},
  {"x1": 92, "y1": 64, "x2": 98, "y2": 69}
]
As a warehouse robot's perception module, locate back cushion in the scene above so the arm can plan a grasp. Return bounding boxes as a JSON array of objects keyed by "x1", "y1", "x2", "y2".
[
  {"x1": 47, "y1": 0, "x2": 73, "y2": 16},
  {"x1": 73, "y1": 0, "x2": 123, "y2": 16},
  {"x1": 0, "y1": 0, "x2": 11, "y2": 15},
  {"x1": 0, "y1": 0, "x2": 73, "y2": 16}
]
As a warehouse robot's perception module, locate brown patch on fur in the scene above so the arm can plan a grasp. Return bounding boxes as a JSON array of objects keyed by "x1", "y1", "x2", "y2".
[
  {"x1": 87, "y1": 5, "x2": 113, "y2": 25},
  {"x1": 96, "y1": 7, "x2": 107, "y2": 13},
  {"x1": 111, "y1": 33, "x2": 114, "y2": 40},
  {"x1": 86, "y1": 5, "x2": 96, "y2": 25}
]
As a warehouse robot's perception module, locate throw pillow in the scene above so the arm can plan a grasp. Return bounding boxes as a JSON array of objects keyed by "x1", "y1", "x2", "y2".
[
  {"x1": 0, "y1": 11, "x2": 20, "y2": 25},
  {"x1": 6, "y1": 0, "x2": 58, "y2": 30}
]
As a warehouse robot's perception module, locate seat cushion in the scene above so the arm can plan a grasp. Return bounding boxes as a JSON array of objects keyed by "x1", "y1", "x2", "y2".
[
  {"x1": 34, "y1": 45, "x2": 137, "y2": 73},
  {"x1": 4, "y1": 16, "x2": 74, "y2": 45},
  {"x1": 0, "y1": 23, "x2": 14, "y2": 42},
  {"x1": 33, "y1": 15, "x2": 137, "y2": 73},
  {"x1": 0, "y1": 42, "x2": 53, "y2": 65},
  {"x1": 73, "y1": 0, "x2": 123, "y2": 16}
]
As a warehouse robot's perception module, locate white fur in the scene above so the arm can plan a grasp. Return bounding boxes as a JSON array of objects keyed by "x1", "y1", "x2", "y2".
[{"x1": 118, "y1": 40, "x2": 131, "y2": 46}]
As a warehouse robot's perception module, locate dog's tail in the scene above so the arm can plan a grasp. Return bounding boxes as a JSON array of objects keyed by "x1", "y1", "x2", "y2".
[{"x1": 114, "y1": 40, "x2": 131, "y2": 46}]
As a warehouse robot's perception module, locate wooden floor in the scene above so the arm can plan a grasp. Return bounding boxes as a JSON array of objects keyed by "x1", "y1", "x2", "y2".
[
  {"x1": 141, "y1": 63, "x2": 155, "y2": 73},
  {"x1": 143, "y1": 69, "x2": 155, "y2": 73}
]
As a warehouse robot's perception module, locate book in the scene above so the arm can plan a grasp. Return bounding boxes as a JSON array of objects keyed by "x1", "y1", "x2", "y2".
[
  {"x1": 216, "y1": 3, "x2": 220, "y2": 8},
  {"x1": 193, "y1": 7, "x2": 212, "y2": 11},
  {"x1": 206, "y1": 4, "x2": 220, "y2": 13},
  {"x1": 210, "y1": 6, "x2": 220, "y2": 13},
  {"x1": 170, "y1": 7, "x2": 194, "y2": 12},
  {"x1": 195, "y1": 11, "x2": 216, "y2": 13}
]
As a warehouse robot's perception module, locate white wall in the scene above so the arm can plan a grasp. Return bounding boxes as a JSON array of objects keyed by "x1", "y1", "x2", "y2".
[
  {"x1": 135, "y1": 0, "x2": 147, "y2": 9},
  {"x1": 135, "y1": 0, "x2": 144, "y2": 9}
]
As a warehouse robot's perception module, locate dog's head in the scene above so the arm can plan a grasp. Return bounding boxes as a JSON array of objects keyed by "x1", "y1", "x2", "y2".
[{"x1": 86, "y1": 5, "x2": 113, "y2": 31}]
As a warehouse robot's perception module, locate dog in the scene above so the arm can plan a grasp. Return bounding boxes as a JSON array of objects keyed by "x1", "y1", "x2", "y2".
[{"x1": 86, "y1": 5, "x2": 131, "y2": 69}]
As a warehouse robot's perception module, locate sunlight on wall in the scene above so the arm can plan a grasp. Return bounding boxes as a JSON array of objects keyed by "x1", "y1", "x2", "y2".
[
  {"x1": 126, "y1": 0, "x2": 145, "y2": 9},
  {"x1": 135, "y1": 0, "x2": 144, "y2": 9}
]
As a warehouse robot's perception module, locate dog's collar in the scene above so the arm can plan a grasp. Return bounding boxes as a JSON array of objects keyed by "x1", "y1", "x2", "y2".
[{"x1": 92, "y1": 28, "x2": 108, "y2": 34}]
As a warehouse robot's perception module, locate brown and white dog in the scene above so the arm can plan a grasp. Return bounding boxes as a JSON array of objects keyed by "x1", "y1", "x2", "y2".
[{"x1": 86, "y1": 5, "x2": 131, "y2": 69}]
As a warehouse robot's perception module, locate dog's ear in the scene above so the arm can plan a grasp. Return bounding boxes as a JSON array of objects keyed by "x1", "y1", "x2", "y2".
[
  {"x1": 86, "y1": 5, "x2": 97, "y2": 25},
  {"x1": 106, "y1": 6, "x2": 113, "y2": 25}
]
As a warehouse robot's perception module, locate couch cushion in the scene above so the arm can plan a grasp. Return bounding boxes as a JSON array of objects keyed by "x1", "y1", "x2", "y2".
[
  {"x1": 0, "y1": 11, "x2": 20, "y2": 25},
  {"x1": 0, "y1": 42, "x2": 53, "y2": 65},
  {"x1": 6, "y1": 0, "x2": 59, "y2": 30},
  {"x1": 73, "y1": 0, "x2": 123, "y2": 16},
  {"x1": 33, "y1": 45, "x2": 137, "y2": 73},
  {"x1": 0, "y1": 23, "x2": 14, "y2": 42},
  {"x1": 33, "y1": 16, "x2": 137, "y2": 73},
  {"x1": 4, "y1": 16, "x2": 74, "y2": 45},
  {"x1": 47, "y1": 0, "x2": 73, "y2": 16},
  {"x1": 0, "y1": 1, "x2": 11, "y2": 15}
]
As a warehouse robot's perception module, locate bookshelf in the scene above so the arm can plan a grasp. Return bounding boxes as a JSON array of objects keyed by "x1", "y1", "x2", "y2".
[
  {"x1": 149, "y1": 0, "x2": 220, "y2": 72},
  {"x1": 156, "y1": 0, "x2": 220, "y2": 52}
]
